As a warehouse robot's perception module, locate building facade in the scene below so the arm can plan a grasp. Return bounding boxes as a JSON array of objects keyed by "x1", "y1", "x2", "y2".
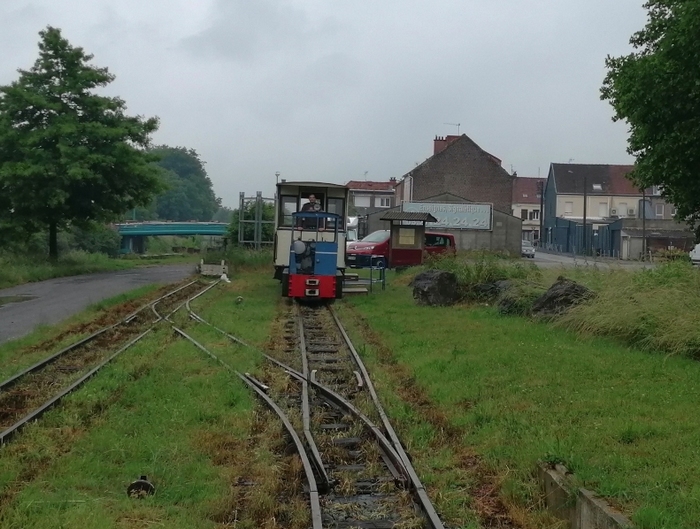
[
  {"x1": 346, "y1": 179, "x2": 396, "y2": 217},
  {"x1": 543, "y1": 163, "x2": 683, "y2": 256},
  {"x1": 393, "y1": 134, "x2": 515, "y2": 214},
  {"x1": 512, "y1": 177, "x2": 546, "y2": 242}
]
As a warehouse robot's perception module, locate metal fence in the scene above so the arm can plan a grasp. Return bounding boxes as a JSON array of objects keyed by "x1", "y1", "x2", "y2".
[{"x1": 238, "y1": 192, "x2": 275, "y2": 249}]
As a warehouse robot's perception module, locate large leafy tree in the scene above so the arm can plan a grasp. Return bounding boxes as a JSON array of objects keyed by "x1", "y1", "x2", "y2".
[
  {"x1": 601, "y1": 0, "x2": 700, "y2": 226},
  {"x1": 0, "y1": 26, "x2": 163, "y2": 258},
  {"x1": 150, "y1": 146, "x2": 220, "y2": 221}
]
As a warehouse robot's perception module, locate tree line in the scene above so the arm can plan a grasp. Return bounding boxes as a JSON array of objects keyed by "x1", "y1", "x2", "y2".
[{"x1": 0, "y1": 27, "x2": 224, "y2": 259}]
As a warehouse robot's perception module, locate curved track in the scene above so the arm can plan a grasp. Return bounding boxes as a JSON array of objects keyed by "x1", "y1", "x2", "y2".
[
  {"x1": 182, "y1": 292, "x2": 445, "y2": 529},
  {"x1": 0, "y1": 280, "x2": 205, "y2": 445}
]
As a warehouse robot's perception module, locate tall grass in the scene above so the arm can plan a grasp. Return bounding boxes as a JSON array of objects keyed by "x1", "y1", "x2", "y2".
[
  {"x1": 205, "y1": 247, "x2": 273, "y2": 271},
  {"x1": 557, "y1": 261, "x2": 700, "y2": 358},
  {"x1": 409, "y1": 253, "x2": 542, "y2": 298},
  {"x1": 0, "y1": 251, "x2": 133, "y2": 289}
]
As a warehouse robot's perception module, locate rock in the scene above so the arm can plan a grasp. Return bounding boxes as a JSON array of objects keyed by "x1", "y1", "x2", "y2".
[
  {"x1": 412, "y1": 269, "x2": 460, "y2": 306},
  {"x1": 531, "y1": 276, "x2": 594, "y2": 317}
]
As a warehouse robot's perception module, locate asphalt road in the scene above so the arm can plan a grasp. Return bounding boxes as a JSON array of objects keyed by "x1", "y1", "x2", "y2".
[
  {"x1": 527, "y1": 251, "x2": 655, "y2": 270},
  {"x1": 0, "y1": 264, "x2": 196, "y2": 345}
]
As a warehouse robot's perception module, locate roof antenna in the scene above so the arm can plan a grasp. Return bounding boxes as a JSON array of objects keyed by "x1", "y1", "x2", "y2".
[
  {"x1": 363, "y1": 170, "x2": 368, "y2": 181},
  {"x1": 444, "y1": 122, "x2": 461, "y2": 135}
]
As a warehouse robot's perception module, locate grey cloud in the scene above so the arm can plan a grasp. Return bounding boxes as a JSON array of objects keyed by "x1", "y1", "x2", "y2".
[{"x1": 181, "y1": 0, "x2": 340, "y2": 63}]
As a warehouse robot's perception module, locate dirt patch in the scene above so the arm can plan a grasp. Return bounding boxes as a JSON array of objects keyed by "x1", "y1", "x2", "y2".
[{"x1": 341, "y1": 304, "x2": 523, "y2": 528}]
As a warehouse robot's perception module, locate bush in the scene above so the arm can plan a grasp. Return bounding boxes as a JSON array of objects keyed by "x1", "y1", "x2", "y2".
[{"x1": 419, "y1": 252, "x2": 542, "y2": 300}]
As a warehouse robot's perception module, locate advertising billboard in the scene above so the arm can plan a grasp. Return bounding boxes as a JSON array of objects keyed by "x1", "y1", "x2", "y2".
[{"x1": 402, "y1": 202, "x2": 492, "y2": 230}]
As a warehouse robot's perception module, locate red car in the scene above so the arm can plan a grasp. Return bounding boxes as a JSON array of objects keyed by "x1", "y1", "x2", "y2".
[{"x1": 346, "y1": 230, "x2": 456, "y2": 268}]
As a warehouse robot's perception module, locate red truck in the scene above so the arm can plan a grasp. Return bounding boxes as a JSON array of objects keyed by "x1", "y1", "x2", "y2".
[{"x1": 345, "y1": 230, "x2": 456, "y2": 268}]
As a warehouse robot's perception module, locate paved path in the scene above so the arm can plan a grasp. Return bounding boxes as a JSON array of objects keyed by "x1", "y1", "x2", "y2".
[
  {"x1": 0, "y1": 264, "x2": 195, "y2": 345},
  {"x1": 528, "y1": 251, "x2": 655, "y2": 270}
]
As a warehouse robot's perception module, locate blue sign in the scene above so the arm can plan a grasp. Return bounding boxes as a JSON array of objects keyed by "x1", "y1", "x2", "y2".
[{"x1": 403, "y1": 202, "x2": 492, "y2": 230}]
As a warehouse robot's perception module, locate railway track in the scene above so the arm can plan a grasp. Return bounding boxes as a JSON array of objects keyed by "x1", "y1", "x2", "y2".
[
  {"x1": 0, "y1": 279, "x2": 206, "y2": 445},
  {"x1": 180, "y1": 292, "x2": 445, "y2": 529}
]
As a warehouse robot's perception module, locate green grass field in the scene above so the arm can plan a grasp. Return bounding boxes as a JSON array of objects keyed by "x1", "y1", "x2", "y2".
[
  {"x1": 340, "y1": 275, "x2": 700, "y2": 529},
  {"x1": 0, "y1": 270, "x2": 282, "y2": 529},
  {"x1": 3, "y1": 257, "x2": 698, "y2": 528}
]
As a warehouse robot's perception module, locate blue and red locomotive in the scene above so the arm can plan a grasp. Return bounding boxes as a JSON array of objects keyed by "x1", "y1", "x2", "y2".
[{"x1": 273, "y1": 181, "x2": 349, "y2": 300}]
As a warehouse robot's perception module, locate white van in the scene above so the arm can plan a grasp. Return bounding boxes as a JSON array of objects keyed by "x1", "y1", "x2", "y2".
[
  {"x1": 689, "y1": 243, "x2": 700, "y2": 265},
  {"x1": 346, "y1": 216, "x2": 359, "y2": 246}
]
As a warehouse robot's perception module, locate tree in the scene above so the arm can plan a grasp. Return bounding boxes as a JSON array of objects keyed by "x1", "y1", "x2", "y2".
[
  {"x1": 601, "y1": 1, "x2": 700, "y2": 226},
  {"x1": 0, "y1": 27, "x2": 163, "y2": 258},
  {"x1": 150, "y1": 146, "x2": 220, "y2": 221}
]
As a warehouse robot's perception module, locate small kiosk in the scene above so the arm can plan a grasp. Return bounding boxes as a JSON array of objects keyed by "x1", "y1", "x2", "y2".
[{"x1": 379, "y1": 211, "x2": 438, "y2": 268}]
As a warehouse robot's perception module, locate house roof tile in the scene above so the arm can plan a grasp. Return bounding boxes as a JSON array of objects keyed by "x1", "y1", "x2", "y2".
[
  {"x1": 550, "y1": 164, "x2": 648, "y2": 196},
  {"x1": 345, "y1": 180, "x2": 396, "y2": 191},
  {"x1": 512, "y1": 178, "x2": 546, "y2": 205}
]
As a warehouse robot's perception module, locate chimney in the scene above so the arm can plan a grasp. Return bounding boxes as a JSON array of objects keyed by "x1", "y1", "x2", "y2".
[
  {"x1": 389, "y1": 177, "x2": 396, "y2": 183},
  {"x1": 433, "y1": 136, "x2": 447, "y2": 155},
  {"x1": 433, "y1": 134, "x2": 460, "y2": 155}
]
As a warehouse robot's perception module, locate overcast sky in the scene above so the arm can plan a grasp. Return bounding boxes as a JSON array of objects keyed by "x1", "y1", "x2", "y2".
[{"x1": 1, "y1": 1, "x2": 647, "y2": 208}]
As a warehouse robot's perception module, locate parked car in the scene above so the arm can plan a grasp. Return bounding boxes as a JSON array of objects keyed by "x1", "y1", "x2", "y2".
[
  {"x1": 346, "y1": 230, "x2": 456, "y2": 268},
  {"x1": 521, "y1": 239, "x2": 536, "y2": 258},
  {"x1": 689, "y1": 243, "x2": 700, "y2": 265}
]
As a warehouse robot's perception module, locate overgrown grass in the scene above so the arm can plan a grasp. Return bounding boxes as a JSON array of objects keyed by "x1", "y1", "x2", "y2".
[
  {"x1": 553, "y1": 262, "x2": 700, "y2": 358},
  {"x1": 0, "y1": 251, "x2": 134, "y2": 289},
  {"x1": 408, "y1": 253, "x2": 542, "y2": 299},
  {"x1": 0, "y1": 270, "x2": 282, "y2": 528},
  {"x1": 204, "y1": 247, "x2": 273, "y2": 271},
  {"x1": 0, "y1": 284, "x2": 162, "y2": 381},
  {"x1": 342, "y1": 281, "x2": 700, "y2": 529}
]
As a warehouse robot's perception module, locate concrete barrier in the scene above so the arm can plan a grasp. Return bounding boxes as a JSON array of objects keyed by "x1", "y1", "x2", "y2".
[{"x1": 538, "y1": 463, "x2": 633, "y2": 528}]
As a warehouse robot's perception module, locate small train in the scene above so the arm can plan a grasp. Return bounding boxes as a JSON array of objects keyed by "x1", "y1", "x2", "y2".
[{"x1": 273, "y1": 181, "x2": 349, "y2": 300}]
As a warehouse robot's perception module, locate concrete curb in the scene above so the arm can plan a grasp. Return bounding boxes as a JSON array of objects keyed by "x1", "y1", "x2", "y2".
[{"x1": 537, "y1": 463, "x2": 633, "y2": 528}]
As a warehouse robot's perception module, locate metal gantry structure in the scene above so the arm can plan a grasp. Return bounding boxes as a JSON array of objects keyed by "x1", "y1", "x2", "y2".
[{"x1": 238, "y1": 191, "x2": 275, "y2": 249}]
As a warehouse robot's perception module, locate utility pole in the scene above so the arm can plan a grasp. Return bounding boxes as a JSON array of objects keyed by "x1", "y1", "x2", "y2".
[
  {"x1": 582, "y1": 172, "x2": 588, "y2": 256},
  {"x1": 538, "y1": 180, "x2": 544, "y2": 245},
  {"x1": 642, "y1": 187, "x2": 647, "y2": 261}
]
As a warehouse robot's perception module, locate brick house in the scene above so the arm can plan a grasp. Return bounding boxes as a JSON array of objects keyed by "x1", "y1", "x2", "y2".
[
  {"x1": 345, "y1": 179, "x2": 396, "y2": 217},
  {"x1": 394, "y1": 134, "x2": 515, "y2": 214},
  {"x1": 512, "y1": 177, "x2": 546, "y2": 242}
]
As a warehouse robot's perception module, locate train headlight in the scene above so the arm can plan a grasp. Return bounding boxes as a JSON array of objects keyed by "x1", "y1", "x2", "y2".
[{"x1": 292, "y1": 240, "x2": 306, "y2": 255}]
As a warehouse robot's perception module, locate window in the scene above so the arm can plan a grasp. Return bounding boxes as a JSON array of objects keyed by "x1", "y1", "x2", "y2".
[
  {"x1": 598, "y1": 202, "x2": 608, "y2": 217},
  {"x1": 672, "y1": 206, "x2": 678, "y2": 216},
  {"x1": 522, "y1": 194, "x2": 528, "y2": 198},
  {"x1": 652, "y1": 185, "x2": 663, "y2": 196},
  {"x1": 529, "y1": 210, "x2": 539, "y2": 221},
  {"x1": 376, "y1": 197, "x2": 391, "y2": 208},
  {"x1": 354, "y1": 195, "x2": 370, "y2": 208},
  {"x1": 521, "y1": 208, "x2": 528, "y2": 220},
  {"x1": 425, "y1": 234, "x2": 447, "y2": 247},
  {"x1": 564, "y1": 202, "x2": 573, "y2": 214},
  {"x1": 280, "y1": 195, "x2": 298, "y2": 227},
  {"x1": 618, "y1": 202, "x2": 627, "y2": 216},
  {"x1": 325, "y1": 197, "x2": 345, "y2": 230},
  {"x1": 655, "y1": 204, "x2": 664, "y2": 217}
]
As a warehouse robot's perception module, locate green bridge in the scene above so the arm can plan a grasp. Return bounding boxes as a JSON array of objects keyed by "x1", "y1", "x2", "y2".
[{"x1": 115, "y1": 222, "x2": 229, "y2": 253}]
